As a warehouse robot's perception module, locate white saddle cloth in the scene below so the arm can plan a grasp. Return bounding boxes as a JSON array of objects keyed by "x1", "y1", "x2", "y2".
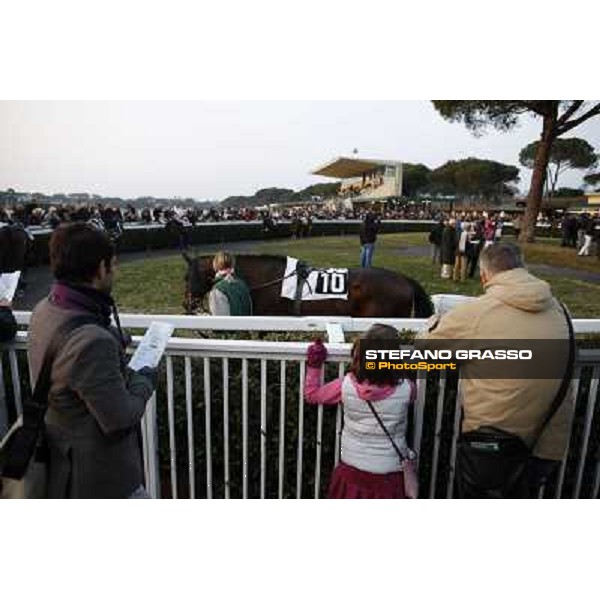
[{"x1": 281, "y1": 257, "x2": 349, "y2": 301}]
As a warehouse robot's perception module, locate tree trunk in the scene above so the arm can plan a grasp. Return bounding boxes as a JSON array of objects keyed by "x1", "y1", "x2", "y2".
[
  {"x1": 549, "y1": 161, "x2": 561, "y2": 198},
  {"x1": 519, "y1": 111, "x2": 557, "y2": 243}
]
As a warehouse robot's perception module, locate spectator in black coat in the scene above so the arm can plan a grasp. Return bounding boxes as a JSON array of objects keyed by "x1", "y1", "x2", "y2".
[
  {"x1": 428, "y1": 220, "x2": 444, "y2": 264},
  {"x1": 0, "y1": 300, "x2": 17, "y2": 342},
  {"x1": 359, "y1": 212, "x2": 380, "y2": 268},
  {"x1": 467, "y1": 219, "x2": 484, "y2": 278},
  {"x1": 440, "y1": 218, "x2": 458, "y2": 279}
]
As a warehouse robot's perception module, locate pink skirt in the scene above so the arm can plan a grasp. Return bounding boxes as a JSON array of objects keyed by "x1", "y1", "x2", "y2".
[{"x1": 327, "y1": 462, "x2": 407, "y2": 499}]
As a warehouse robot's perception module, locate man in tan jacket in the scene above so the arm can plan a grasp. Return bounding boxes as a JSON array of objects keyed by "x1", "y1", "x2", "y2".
[{"x1": 418, "y1": 243, "x2": 574, "y2": 498}]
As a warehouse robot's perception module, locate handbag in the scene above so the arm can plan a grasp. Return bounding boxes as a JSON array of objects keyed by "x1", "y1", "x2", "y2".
[
  {"x1": 365, "y1": 399, "x2": 419, "y2": 499},
  {"x1": 0, "y1": 315, "x2": 100, "y2": 499},
  {"x1": 456, "y1": 302, "x2": 576, "y2": 499}
]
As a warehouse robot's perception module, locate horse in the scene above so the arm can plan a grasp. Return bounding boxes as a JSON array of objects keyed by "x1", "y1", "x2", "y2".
[{"x1": 183, "y1": 253, "x2": 433, "y2": 318}]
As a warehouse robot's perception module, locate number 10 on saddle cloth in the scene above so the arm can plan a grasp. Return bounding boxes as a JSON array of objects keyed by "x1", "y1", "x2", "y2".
[{"x1": 280, "y1": 257, "x2": 349, "y2": 301}]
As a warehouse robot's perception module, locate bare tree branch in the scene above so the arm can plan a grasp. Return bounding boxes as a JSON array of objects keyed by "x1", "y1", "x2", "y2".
[
  {"x1": 557, "y1": 102, "x2": 600, "y2": 135},
  {"x1": 522, "y1": 101, "x2": 555, "y2": 116},
  {"x1": 556, "y1": 101, "x2": 584, "y2": 128}
]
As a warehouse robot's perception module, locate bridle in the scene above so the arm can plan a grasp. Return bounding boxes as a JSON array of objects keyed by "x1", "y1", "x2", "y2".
[{"x1": 248, "y1": 267, "x2": 301, "y2": 293}]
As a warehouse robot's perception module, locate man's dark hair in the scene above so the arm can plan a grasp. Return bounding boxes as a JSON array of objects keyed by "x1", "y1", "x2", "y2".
[
  {"x1": 479, "y1": 242, "x2": 524, "y2": 275},
  {"x1": 50, "y1": 222, "x2": 115, "y2": 283}
]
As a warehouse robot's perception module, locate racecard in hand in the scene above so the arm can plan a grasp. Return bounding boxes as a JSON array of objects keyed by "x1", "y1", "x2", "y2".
[
  {"x1": 128, "y1": 321, "x2": 175, "y2": 371},
  {"x1": 0, "y1": 271, "x2": 21, "y2": 303}
]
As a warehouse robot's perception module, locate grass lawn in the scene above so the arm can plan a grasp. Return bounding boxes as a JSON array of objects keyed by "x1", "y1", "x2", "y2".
[
  {"x1": 113, "y1": 233, "x2": 600, "y2": 318},
  {"x1": 115, "y1": 255, "x2": 188, "y2": 314}
]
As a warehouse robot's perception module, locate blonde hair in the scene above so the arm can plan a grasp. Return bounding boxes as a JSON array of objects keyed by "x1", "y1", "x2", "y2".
[{"x1": 213, "y1": 251, "x2": 235, "y2": 272}]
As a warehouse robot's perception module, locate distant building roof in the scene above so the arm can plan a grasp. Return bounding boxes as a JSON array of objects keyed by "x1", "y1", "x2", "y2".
[
  {"x1": 587, "y1": 192, "x2": 600, "y2": 205},
  {"x1": 541, "y1": 196, "x2": 589, "y2": 209},
  {"x1": 311, "y1": 156, "x2": 401, "y2": 179}
]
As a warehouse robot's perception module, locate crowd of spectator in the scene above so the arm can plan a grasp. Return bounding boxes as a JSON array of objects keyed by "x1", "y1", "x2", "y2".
[
  {"x1": 0, "y1": 201, "x2": 465, "y2": 230},
  {"x1": 1, "y1": 201, "x2": 598, "y2": 253},
  {"x1": 427, "y1": 209, "x2": 600, "y2": 283}
]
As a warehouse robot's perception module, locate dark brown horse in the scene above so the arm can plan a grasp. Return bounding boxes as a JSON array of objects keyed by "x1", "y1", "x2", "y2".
[{"x1": 183, "y1": 254, "x2": 433, "y2": 317}]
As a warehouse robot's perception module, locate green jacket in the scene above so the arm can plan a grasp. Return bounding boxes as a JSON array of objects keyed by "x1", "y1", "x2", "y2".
[{"x1": 213, "y1": 276, "x2": 252, "y2": 316}]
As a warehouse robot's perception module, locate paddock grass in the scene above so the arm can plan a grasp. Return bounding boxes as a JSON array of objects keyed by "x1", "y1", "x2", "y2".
[
  {"x1": 115, "y1": 256, "x2": 187, "y2": 314},
  {"x1": 112, "y1": 233, "x2": 600, "y2": 318}
]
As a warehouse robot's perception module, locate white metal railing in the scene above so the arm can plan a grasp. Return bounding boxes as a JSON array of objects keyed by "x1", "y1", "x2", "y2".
[
  {"x1": 2, "y1": 319, "x2": 600, "y2": 499},
  {"x1": 13, "y1": 311, "x2": 600, "y2": 335}
]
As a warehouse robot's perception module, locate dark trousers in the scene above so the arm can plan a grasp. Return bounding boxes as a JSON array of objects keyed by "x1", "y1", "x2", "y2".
[{"x1": 467, "y1": 243, "x2": 481, "y2": 278}]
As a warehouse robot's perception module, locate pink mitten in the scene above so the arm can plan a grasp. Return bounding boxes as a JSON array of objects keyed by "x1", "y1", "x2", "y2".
[{"x1": 307, "y1": 338, "x2": 328, "y2": 368}]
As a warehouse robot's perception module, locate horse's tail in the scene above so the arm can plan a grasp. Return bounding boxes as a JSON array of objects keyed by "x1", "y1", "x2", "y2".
[{"x1": 406, "y1": 277, "x2": 434, "y2": 317}]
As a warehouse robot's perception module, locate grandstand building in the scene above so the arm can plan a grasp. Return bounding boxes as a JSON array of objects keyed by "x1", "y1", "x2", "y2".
[{"x1": 311, "y1": 156, "x2": 403, "y2": 210}]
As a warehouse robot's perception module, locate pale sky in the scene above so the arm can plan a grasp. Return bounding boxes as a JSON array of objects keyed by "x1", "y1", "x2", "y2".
[{"x1": 2, "y1": 101, "x2": 599, "y2": 201}]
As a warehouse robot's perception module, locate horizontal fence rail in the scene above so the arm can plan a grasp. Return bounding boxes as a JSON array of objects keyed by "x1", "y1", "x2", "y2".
[
  {"x1": 27, "y1": 219, "x2": 438, "y2": 237},
  {"x1": 27, "y1": 218, "x2": 567, "y2": 238},
  {"x1": 13, "y1": 312, "x2": 600, "y2": 335},
  {"x1": 2, "y1": 316, "x2": 600, "y2": 499}
]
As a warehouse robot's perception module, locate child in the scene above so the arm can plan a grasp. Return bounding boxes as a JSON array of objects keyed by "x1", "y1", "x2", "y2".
[{"x1": 304, "y1": 324, "x2": 417, "y2": 499}]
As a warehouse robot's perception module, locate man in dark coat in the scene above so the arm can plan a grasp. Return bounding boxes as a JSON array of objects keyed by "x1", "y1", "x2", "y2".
[
  {"x1": 359, "y1": 211, "x2": 380, "y2": 268},
  {"x1": 440, "y1": 218, "x2": 458, "y2": 279},
  {"x1": 0, "y1": 300, "x2": 17, "y2": 342},
  {"x1": 428, "y1": 219, "x2": 444, "y2": 264},
  {"x1": 28, "y1": 223, "x2": 157, "y2": 498},
  {"x1": 467, "y1": 218, "x2": 484, "y2": 278}
]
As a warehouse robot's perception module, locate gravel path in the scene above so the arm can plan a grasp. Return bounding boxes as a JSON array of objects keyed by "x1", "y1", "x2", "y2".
[{"x1": 393, "y1": 245, "x2": 600, "y2": 284}]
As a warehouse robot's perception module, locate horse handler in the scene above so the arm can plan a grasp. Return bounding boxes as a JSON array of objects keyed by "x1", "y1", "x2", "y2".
[{"x1": 208, "y1": 252, "x2": 253, "y2": 316}]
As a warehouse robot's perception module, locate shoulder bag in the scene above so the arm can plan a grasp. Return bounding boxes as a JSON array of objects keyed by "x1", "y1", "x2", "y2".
[{"x1": 0, "y1": 315, "x2": 100, "y2": 499}]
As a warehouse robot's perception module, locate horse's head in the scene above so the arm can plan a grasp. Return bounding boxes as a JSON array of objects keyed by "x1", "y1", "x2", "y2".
[{"x1": 183, "y1": 253, "x2": 215, "y2": 314}]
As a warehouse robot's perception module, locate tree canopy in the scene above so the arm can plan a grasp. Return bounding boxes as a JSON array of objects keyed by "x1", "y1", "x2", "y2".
[
  {"x1": 221, "y1": 183, "x2": 342, "y2": 208},
  {"x1": 429, "y1": 157, "x2": 519, "y2": 200},
  {"x1": 402, "y1": 163, "x2": 431, "y2": 197},
  {"x1": 584, "y1": 172, "x2": 600, "y2": 191},
  {"x1": 293, "y1": 182, "x2": 341, "y2": 201},
  {"x1": 432, "y1": 101, "x2": 600, "y2": 240},
  {"x1": 519, "y1": 137, "x2": 597, "y2": 196},
  {"x1": 552, "y1": 187, "x2": 585, "y2": 197},
  {"x1": 432, "y1": 101, "x2": 600, "y2": 136}
]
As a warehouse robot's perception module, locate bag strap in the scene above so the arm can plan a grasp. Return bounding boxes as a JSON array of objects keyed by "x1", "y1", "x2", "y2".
[
  {"x1": 23, "y1": 315, "x2": 103, "y2": 427},
  {"x1": 365, "y1": 399, "x2": 408, "y2": 462},
  {"x1": 531, "y1": 301, "x2": 576, "y2": 447}
]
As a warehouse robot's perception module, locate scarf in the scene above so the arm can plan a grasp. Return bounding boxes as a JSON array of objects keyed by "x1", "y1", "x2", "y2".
[
  {"x1": 215, "y1": 268, "x2": 235, "y2": 280},
  {"x1": 50, "y1": 280, "x2": 126, "y2": 347}
]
